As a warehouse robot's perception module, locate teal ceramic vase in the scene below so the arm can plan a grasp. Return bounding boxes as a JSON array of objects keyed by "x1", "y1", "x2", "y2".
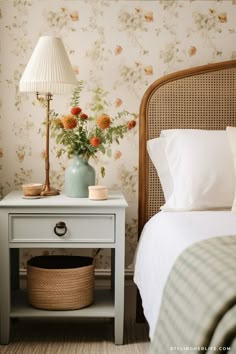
[{"x1": 65, "y1": 155, "x2": 95, "y2": 198}]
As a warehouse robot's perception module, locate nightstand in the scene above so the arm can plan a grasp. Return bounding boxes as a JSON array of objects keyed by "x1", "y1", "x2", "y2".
[{"x1": 0, "y1": 190, "x2": 127, "y2": 345}]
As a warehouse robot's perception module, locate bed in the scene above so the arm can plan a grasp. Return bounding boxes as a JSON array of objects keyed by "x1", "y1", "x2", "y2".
[{"x1": 133, "y1": 60, "x2": 236, "y2": 353}]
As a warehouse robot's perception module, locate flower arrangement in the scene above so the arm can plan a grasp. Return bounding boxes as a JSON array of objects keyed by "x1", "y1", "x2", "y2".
[{"x1": 51, "y1": 82, "x2": 136, "y2": 176}]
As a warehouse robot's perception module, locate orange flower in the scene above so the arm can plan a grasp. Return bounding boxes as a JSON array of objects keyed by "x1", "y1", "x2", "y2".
[
  {"x1": 61, "y1": 115, "x2": 77, "y2": 130},
  {"x1": 144, "y1": 11, "x2": 154, "y2": 22},
  {"x1": 53, "y1": 118, "x2": 64, "y2": 128},
  {"x1": 188, "y1": 46, "x2": 197, "y2": 57},
  {"x1": 218, "y1": 13, "x2": 227, "y2": 23},
  {"x1": 114, "y1": 150, "x2": 122, "y2": 160},
  {"x1": 115, "y1": 45, "x2": 123, "y2": 55},
  {"x1": 71, "y1": 106, "x2": 82, "y2": 115},
  {"x1": 90, "y1": 137, "x2": 101, "y2": 147},
  {"x1": 80, "y1": 113, "x2": 88, "y2": 120},
  {"x1": 144, "y1": 65, "x2": 153, "y2": 76},
  {"x1": 73, "y1": 65, "x2": 79, "y2": 75},
  {"x1": 41, "y1": 150, "x2": 46, "y2": 160},
  {"x1": 127, "y1": 120, "x2": 136, "y2": 130},
  {"x1": 70, "y1": 10, "x2": 79, "y2": 21},
  {"x1": 96, "y1": 114, "x2": 111, "y2": 130},
  {"x1": 17, "y1": 151, "x2": 25, "y2": 163},
  {"x1": 115, "y1": 98, "x2": 123, "y2": 108}
]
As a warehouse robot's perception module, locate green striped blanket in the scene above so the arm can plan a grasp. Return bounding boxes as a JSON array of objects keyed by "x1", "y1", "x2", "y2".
[{"x1": 150, "y1": 236, "x2": 236, "y2": 354}]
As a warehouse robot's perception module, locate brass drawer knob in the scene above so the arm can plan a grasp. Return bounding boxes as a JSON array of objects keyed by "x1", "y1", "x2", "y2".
[{"x1": 54, "y1": 221, "x2": 67, "y2": 237}]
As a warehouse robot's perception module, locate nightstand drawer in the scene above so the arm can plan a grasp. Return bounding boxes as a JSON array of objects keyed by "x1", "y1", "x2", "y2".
[{"x1": 9, "y1": 214, "x2": 115, "y2": 243}]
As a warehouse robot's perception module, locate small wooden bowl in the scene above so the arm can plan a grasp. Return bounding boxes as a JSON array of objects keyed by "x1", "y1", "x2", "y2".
[
  {"x1": 22, "y1": 183, "x2": 43, "y2": 197},
  {"x1": 88, "y1": 186, "x2": 108, "y2": 200}
]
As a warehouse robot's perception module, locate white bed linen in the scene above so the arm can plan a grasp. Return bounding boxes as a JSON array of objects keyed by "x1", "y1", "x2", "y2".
[{"x1": 133, "y1": 210, "x2": 236, "y2": 340}]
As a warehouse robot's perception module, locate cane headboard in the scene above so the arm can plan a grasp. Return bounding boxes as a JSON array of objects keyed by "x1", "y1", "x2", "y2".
[{"x1": 138, "y1": 60, "x2": 236, "y2": 236}]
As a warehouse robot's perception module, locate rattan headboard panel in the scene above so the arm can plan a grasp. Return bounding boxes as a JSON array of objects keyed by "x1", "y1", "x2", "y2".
[{"x1": 138, "y1": 60, "x2": 236, "y2": 235}]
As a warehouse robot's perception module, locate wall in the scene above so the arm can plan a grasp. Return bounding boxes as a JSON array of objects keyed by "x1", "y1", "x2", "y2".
[{"x1": 0, "y1": 0, "x2": 236, "y2": 270}]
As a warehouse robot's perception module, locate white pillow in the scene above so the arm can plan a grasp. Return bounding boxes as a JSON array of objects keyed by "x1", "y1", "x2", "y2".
[
  {"x1": 160, "y1": 129, "x2": 235, "y2": 211},
  {"x1": 226, "y1": 126, "x2": 236, "y2": 212},
  {"x1": 147, "y1": 137, "x2": 173, "y2": 200}
]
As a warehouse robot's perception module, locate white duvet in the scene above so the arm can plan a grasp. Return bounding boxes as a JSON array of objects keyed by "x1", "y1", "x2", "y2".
[{"x1": 133, "y1": 210, "x2": 236, "y2": 339}]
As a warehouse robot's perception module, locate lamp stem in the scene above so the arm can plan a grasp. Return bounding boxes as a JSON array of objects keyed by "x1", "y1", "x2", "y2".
[
  {"x1": 45, "y1": 93, "x2": 51, "y2": 192},
  {"x1": 36, "y1": 92, "x2": 59, "y2": 196}
]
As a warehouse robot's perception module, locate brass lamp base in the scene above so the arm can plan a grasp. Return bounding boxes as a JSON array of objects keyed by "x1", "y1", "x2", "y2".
[
  {"x1": 41, "y1": 186, "x2": 59, "y2": 196},
  {"x1": 37, "y1": 92, "x2": 60, "y2": 198}
]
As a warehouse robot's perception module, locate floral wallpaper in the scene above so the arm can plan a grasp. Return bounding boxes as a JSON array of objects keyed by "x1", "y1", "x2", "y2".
[{"x1": 0, "y1": 0, "x2": 236, "y2": 270}]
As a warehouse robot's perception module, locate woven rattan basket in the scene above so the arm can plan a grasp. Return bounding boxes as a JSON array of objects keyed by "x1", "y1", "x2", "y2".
[{"x1": 27, "y1": 255, "x2": 94, "y2": 310}]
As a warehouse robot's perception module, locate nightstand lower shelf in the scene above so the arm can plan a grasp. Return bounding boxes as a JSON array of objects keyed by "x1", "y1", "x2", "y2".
[{"x1": 11, "y1": 289, "x2": 114, "y2": 318}]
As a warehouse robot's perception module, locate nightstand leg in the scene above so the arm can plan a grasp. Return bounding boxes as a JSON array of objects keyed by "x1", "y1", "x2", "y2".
[
  {"x1": 0, "y1": 213, "x2": 10, "y2": 344},
  {"x1": 114, "y1": 210, "x2": 125, "y2": 345},
  {"x1": 11, "y1": 249, "x2": 19, "y2": 290},
  {"x1": 111, "y1": 249, "x2": 115, "y2": 291}
]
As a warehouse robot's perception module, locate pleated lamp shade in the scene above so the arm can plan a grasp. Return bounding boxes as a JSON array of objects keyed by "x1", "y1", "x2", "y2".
[{"x1": 19, "y1": 36, "x2": 77, "y2": 94}]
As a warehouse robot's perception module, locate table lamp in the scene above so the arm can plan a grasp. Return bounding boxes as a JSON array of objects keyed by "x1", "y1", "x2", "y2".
[{"x1": 19, "y1": 36, "x2": 77, "y2": 196}]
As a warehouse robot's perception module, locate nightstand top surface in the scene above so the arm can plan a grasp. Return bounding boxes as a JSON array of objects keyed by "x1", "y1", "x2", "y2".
[{"x1": 0, "y1": 190, "x2": 128, "y2": 208}]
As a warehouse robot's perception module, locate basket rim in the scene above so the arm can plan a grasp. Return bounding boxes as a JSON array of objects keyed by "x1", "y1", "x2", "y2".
[{"x1": 27, "y1": 255, "x2": 94, "y2": 270}]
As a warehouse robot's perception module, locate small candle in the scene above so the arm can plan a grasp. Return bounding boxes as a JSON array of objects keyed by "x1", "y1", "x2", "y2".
[{"x1": 88, "y1": 186, "x2": 108, "y2": 200}]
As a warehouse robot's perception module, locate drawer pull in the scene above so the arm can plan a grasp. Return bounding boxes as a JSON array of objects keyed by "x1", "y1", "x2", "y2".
[{"x1": 54, "y1": 221, "x2": 67, "y2": 237}]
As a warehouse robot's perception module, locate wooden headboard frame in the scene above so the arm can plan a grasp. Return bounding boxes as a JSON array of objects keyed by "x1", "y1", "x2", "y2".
[{"x1": 138, "y1": 60, "x2": 236, "y2": 237}]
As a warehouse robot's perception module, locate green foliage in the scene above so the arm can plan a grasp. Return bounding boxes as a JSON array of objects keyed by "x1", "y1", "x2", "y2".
[
  {"x1": 70, "y1": 81, "x2": 83, "y2": 107},
  {"x1": 100, "y1": 166, "x2": 106, "y2": 178},
  {"x1": 89, "y1": 87, "x2": 109, "y2": 114}
]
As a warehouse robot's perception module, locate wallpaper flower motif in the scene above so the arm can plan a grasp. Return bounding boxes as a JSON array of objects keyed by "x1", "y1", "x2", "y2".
[
  {"x1": 160, "y1": 40, "x2": 182, "y2": 65},
  {"x1": 46, "y1": 7, "x2": 78, "y2": 31},
  {"x1": 193, "y1": 8, "x2": 227, "y2": 33},
  {"x1": 16, "y1": 145, "x2": 32, "y2": 163},
  {"x1": 118, "y1": 7, "x2": 154, "y2": 54},
  {"x1": 1, "y1": 0, "x2": 236, "y2": 270}
]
